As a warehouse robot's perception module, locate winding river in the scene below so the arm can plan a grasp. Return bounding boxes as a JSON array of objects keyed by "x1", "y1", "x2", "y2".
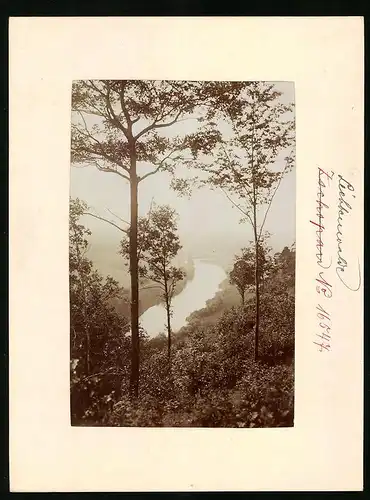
[{"x1": 139, "y1": 259, "x2": 227, "y2": 338}]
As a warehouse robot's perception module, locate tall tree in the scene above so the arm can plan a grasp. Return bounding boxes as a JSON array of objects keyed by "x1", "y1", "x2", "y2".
[
  {"x1": 203, "y1": 82, "x2": 295, "y2": 360},
  {"x1": 70, "y1": 80, "x2": 230, "y2": 396},
  {"x1": 120, "y1": 204, "x2": 184, "y2": 365}
]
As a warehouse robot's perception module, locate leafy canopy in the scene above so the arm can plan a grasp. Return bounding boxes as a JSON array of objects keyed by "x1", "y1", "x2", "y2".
[
  {"x1": 120, "y1": 203, "x2": 185, "y2": 299},
  {"x1": 202, "y1": 81, "x2": 295, "y2": 234},
  {"x1": 71, "y1": 80, "x2": 244, "y2": 183}
]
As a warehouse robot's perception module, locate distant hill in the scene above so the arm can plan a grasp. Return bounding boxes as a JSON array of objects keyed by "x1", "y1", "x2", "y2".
[
  {"x1": 87, "y1": 241, "x2": 130, "y2": 287},
  {"x1": 85, "y1": 225, "x2": 249, "y2": 284},
  {"x1": 88, "y1": 238, "x2": 196, "y2": 287}
]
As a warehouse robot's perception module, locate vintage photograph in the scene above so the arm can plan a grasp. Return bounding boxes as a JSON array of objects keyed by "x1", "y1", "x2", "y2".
[{"x1": 69, "y1": 80, "x2": 295, "y2": 427}]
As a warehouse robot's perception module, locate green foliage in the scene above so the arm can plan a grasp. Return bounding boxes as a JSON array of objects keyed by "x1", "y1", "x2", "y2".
[
  {"x1": 243, "y1": 291, "x2": 295, "y2": 362},
  {"x1": 201, "y1": 82, "x2": 295, "y2": 206},
  {"x1": 120, "y1": 204, "x2": 184, "y2": 293},
  {"x1": 70, "y1": 204, "x2": 295, "y2": 427},
  {"x1": 107, "y1": 360, "x2": 293, "y2": 428},
  {"x1": 70, "y1": 198, "x2": 131, "y2": 424},
  {"x1": 71, "y1": 80, "x2": 243, "y2": 184},
  {"x1": 120, "y1": 203, "x2": 184, "y2": 345},
  {"x1": 105, "y1": 247, "x2": 295, "y2": 427},
  {"x1": 229, "y1": 251, "x2": 254, "y2": 303},
  {"x1": 270, "y1": 244, "x2": 296, "y2": 293},
  {"x1": 229, "y1": 239, "x2": 272, "y2": 301}
]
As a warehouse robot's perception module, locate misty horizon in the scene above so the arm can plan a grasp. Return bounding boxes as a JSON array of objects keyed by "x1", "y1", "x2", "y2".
[{"x1": 70, "y1": 81, "x2": 295, "y2": 285}]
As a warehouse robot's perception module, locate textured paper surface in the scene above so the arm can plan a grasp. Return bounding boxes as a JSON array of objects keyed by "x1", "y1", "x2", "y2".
[{"x1": 9, "y1": 17, "x2": 364, "y2": 491}]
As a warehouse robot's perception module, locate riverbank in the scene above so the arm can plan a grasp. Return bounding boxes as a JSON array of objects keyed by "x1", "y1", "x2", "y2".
[
  {"x1": 140, "y1": 256, "x2": 195, "y2": 314},
  {"x1": 184, "y1": 278, "x2": 252, "y2": 327},
  {"x1": 139, "y1": 259, "x2": 227, "y2": 338},
  {"x1": 111, "y1": 256, "x2": 196, "y2": 318}
]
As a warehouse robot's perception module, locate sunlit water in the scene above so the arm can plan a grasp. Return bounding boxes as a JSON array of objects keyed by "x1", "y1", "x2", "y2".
[{"x1": 139, "y1": 259, "x2": 227, "y2": 338}]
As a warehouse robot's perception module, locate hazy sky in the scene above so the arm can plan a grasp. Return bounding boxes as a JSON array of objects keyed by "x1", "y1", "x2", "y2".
[{"x1": 70, "y1": 81, "x2": 295, "y2": 268}]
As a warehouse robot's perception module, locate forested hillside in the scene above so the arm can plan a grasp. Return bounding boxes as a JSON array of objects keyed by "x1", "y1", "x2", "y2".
[{"x1": 70, "y1": 201, "x2": 295, "y2": 427}]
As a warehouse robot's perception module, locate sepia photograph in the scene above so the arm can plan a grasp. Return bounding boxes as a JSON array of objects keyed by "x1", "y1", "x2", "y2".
[
  {"x1": 69, "y1": 80, "x2": 296, "y2": 428},
  {"x1": 10, "y1": 17, "x2": 363, "y2": 491}
]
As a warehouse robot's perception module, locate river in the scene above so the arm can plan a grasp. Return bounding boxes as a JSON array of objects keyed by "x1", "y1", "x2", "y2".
[{"x1": 139, "y1": 259, "x2": 227, "y2": 338}]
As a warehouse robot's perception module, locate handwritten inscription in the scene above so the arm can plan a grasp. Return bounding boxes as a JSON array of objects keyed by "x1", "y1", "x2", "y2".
[
  {"x1": 310, "y1": 168, "x2": 361, "y2": 353},
  {"x1": 310, "y1": 168, "x2": 334, "y2": 269},
  {"x1": 336, "y1": 175, "x2": 361, "y2": 291},
  {"x1": 310, "y1": 167, "x2": 334, "y2": 352},
  {"x1": 313, "y1": 304, "x2": 331, "y2": 352},
  {"x1": 316, "y1": 271, "x2": 332, "y2": 299}
]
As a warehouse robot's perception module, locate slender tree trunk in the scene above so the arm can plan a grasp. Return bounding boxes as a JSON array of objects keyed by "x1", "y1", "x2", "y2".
[
  {"x1": 250, "y1": 99, "x2": 260, "y2": 362},
  {"x1": 86, "y1": 328, "x2": 90, "y2": 376},
  {"x1": 164, "y1": 280, "x2": 172, "y2": 365},
  {"x1": 166, "y1": 302, "x2": 172, "y2": 365},
  {"x1": 253, "y1": 228, "x2": 260, "y2": 362},
  {"x1": 253, "y1": 199, "x2": 260, "y2": 362},
  {"x1": 240, "y1": 290, "x2": 245, "y2": 306},
  {"x1": 129, "y1": 164, "x2": 140, "y2": 398}
]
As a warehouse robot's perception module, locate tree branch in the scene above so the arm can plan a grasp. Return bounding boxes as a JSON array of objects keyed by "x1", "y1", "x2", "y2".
[
  {"x1": 139, "y1": 165, "x2": 163, "y2": 182},
  {"x1": 134, "y1": 109, "x2": 183, "y2": 141},
  {"x1": 106, "y1": 208, "x2": 130, "y2": 226},
  {"x1": 257, "y1": 151, "x2": 293, "y2": 242},
  {"x1": 72, "y1": 108, "x2": 106, "y2": 119},
  {"x1": 138, "y1": 146, "x2": 185, "y2": 183},
  {"x1": 219, "y1": 186, "x2": 252, "y2": 222},
  {"x1": 105, "y1": 84, "x2": 129, "y2": 138},
  {"x1": 142, "y1": 275, "x2": 166, "y2": 288},
  {"x1": 88, "y1": 161, "x2": 130, "y2": 181},
  {"x1": 73, "y1": 114, "x2": 130, "y2": 174},
  {"x1": 84, "y1": 212, "x2": 129, "y2": 234},
  {"x1": 220, "y1": 142, "x2": 251, "y2": 191},
  {"x1": 119, "y1": 82, "x2": 133, "y2": 130}
]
